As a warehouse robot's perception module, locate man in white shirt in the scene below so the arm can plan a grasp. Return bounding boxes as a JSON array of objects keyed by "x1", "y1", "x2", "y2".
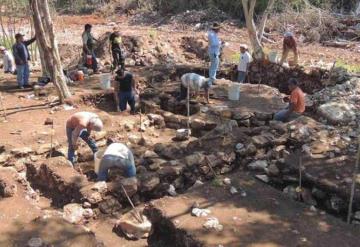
[
  {"x1": 237, "y1": 44, "x2": 252, "y2": 83},
  {"x1": 0, "y1": 46, "x2": 15, "y2": 74},
  {"x1": 97, "y1": 142, "x2": 137, "y2": 182},
  {"x1": 178, "y1": 73, "x2": 210, "y2": 103}
]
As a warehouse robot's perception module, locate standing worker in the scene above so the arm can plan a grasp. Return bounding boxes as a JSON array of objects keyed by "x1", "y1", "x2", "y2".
[
  {"x1": 66, "y1": 112, "x2": 103, "y2": 164},
  {"x1": 113, "y1": 68, "x2": 138, "y2": 114},
  {"x1": 208, "y1": 22, "x2": 222, "y2": 86},
  {"x1": 0, "y1": 46, "x2": 15, "y2": 74},
  {"x1": 279, "y1": 32, "x2": 298, "y2": 66},
  {"x1": 237, "y1": 44, "x2": 252, "y2": 83},
  {"x1": 12, "y1": 33, "x2": 36, "y2": 89},
  {"x1": 82, "y1": 24, "x2": 99, "y2": 73},
  {"x1": 109, "y1": 30, "x2": 125, "y2": 71},
  {"x1": 274, "y1": 78, "x2": 305, "y2": 122},
  {"x1": 96, "y1": 142, "x2": 137, "y2": 182}
]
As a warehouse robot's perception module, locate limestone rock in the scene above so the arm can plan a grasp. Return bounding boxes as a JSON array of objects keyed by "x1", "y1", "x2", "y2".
[
  {"x1": 99, "y1": 196, "x2": 123, "y2": 215},
  {"x1": 318, "y1": 102, "x2": 356, "y2": 124},
  {"x1": 10, "y1": 147, "x2": 33, "y2": 157},
  {"x1": 0, "y1": 167, "x2": 18, "y2": 197},
  {"x1": 139, "y1": 173, "x2": 160, "y2": 192},
  {"x1": 248, "y1": 160, "x2": 268, "y2": 171},
  {"x1": 63, "y1": 203, "x2": 85, "y2": 224}
]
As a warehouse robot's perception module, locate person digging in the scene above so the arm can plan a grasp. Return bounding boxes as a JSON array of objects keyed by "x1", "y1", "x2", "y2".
[
  {"x1": 178, "y1": 72, "x2": 211, "y2": 104},
  {"x1": 113, "y1": 68, "x2": 138, "y2": 114},
  {"x1": 273, "y1": 78, "x2": 305, "y2": 122},
  {"x1": 96, "y1": 142, "x2": 137, "y2": 183},
  {"x1": 66, "y1": 112, "x2": 103, "y2": 164},
  {"x1": 279, "y1": 31, "x2": 299, "y2": 66}
]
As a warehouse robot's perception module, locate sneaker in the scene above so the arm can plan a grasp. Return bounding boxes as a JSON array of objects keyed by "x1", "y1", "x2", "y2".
[{"x1": 18, "y1": 86, "x2": 24, "y2": 89}]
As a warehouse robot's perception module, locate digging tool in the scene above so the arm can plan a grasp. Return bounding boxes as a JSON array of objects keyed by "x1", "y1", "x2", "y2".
[
  {"x1": 187, "y1": 79, "x2": 190, "y2": 135},
  {"x1": 121, "y1": 184, "x2": 143, "y2": 223},
  {"x1": 0, "y1": 92, "x2": 7, "y2": 122},
  {"x1": 347, "y1": 136, "x2": 360, "y2": 224}
]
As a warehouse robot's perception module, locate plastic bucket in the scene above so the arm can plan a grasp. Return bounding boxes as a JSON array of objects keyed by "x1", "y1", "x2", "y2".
[
  {"x1": 100, "y1": 73, "x2": 112, "y2": 90},
  {"x1": 268, "y1": 51, "x2": 278, "y2": 63},
  {"x1": 228, "y1": 82, "x2": 241, "y2": 101},
  {"x1": 86, "y1": 55, "x2": 93, "y2": 66},
  {"x1": 94, "y1": 150, "x2": 105, "y2": 174}
]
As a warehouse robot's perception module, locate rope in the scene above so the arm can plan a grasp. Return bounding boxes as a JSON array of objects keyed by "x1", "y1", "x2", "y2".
[{"x1": 187, "y1": 80, "x2": 190, "y2": 135}]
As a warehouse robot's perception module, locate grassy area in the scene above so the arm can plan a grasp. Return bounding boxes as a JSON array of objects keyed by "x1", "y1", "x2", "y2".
[{"x1": 336, "y1": 59, "x2": 360, "y2": 73}]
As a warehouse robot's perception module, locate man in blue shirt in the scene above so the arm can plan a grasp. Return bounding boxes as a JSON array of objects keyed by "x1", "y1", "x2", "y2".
[
  {"x1": 12, "y1": 33, "x2": 36, "y2": 89},
  {"x1": 208, "y1": 22, "x2": 221, "y2": 88}
]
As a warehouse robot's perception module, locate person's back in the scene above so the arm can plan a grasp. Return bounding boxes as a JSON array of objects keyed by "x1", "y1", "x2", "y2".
[
  {"x1": 181, "y1": 73, "x2": 207, "y2": 91},
  {"x1": 66, "y1": 112, "x2": 99, "y2": 129},
  {"x1": 290, "y1": 87, "x2": 305, "y2": 113},
  {"x1": 98, "y1": 143, "x2": 136, "y2": 181}
]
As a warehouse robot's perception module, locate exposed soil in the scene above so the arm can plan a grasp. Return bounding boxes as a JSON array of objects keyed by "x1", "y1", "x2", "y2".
[{"x1": 1, "y1": 13, "x2": 360, "y2": 247}]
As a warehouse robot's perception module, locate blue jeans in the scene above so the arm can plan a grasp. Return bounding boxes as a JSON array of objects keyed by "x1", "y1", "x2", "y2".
[
  {"x1": 98, "y1": 154, "x2": 136, "y2": 181},
  {"x1": 16, "y1": 63, "x2": 30, "y2": 87},
  {"x1": 119, "y1": 91, "x2": 135, "y2": 112},
  {"x1": 66, "y1": 127, "x2": 98, "y2": 164},
  {"x1": 237, "y1": 71, "x2": 246, "y2": 83},
  {"x1": 209, "y1": 53, "x2": 219, "y2": 84},
  {"x1": 274, "y1": 109, "x2": 301, "y2": 122}
]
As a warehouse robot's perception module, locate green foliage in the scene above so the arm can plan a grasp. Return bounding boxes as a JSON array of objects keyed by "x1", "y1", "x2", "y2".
[{"x1": 336, "y1": 59, "x2": 360, "y2": 74}]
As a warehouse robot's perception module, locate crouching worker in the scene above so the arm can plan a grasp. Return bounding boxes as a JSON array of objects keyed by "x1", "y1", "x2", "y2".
[
  {"x1": 178, "y1": 73, "x2": 211, "y2": 104},
  {"x1": 274, "y1": 78, "x2": 305, "y2": 122},
  {"x1": 66, "y1": 112, "x2": 104, "y2": 164},
  {"x1": 96, "y1": 142, "x2": 136, "y2": 182},
  {"x1": 114, "y1": 68, "x2": 138, "y2": 114}
]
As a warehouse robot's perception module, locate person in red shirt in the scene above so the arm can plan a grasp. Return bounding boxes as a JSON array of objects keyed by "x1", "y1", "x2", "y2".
[
  {"x1": 274, "y1": 78, "x2": 305, "y2": 122},
  {"x1": 279, "y1": 32, "x2": 298, "y2": 66}
]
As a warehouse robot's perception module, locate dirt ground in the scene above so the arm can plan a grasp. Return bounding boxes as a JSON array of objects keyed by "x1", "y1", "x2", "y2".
[{"x1": 1, "y1": 13, "x2": 360, "y2": 247}]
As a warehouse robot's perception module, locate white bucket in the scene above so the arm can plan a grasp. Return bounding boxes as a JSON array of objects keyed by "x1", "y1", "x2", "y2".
[
  {"x1": 268, "y1": 51, "x2": 278, "y2": 63},
  {"x1": 228, "y1": 82, "x2": 241, "y2": 101},
  {"x1": 94, "y1": 150, "x2": 105, "y2": 174},
  {"x1": 176, "y1": 128, "x2": 191, "y2": 140},
  {"x1": 100, "y1": 73, "x2": 112, "y2": 90}
]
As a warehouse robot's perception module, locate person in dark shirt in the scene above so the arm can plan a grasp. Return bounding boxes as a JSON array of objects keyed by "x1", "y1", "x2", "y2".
[
  {"x1": 12, "y1": 33, "x2": 36, "y2": 89},
  {"x1": 109, "y1": 31, "x2": 125, "y2": 71},
  {"x1": 113, "y1": 69, "x2": 138, "y2": 114},
  {"x1": 82, "y1": 24, "x2": 98, "y2": 73}
]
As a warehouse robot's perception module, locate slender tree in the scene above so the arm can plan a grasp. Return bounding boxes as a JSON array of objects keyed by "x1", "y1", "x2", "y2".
[{"x1": 29, "y1": 0, "x2": 71, "y2": 102}]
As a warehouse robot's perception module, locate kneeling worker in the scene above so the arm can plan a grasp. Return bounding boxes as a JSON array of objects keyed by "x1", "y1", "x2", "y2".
[
  {"x1": 66, "y1": 112, "x2": 104, "y2": 164},
  {"x1": 97, "y1": 142, "x2": 136, "y2": 182},
  {"x1": 178, "y1": 73, "x2": 211, "y2": 104},
  {"x1": 274, "y1": 78, "x2": 305, "y2": 122}
]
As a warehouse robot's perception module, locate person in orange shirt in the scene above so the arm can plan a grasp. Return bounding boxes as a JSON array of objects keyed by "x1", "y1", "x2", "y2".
[{"x1": 274, "y1": 78, "x2": 305, "y2": 122}]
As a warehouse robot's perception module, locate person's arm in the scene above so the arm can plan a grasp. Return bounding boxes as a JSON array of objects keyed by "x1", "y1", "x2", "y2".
[
  {"x1": 131, "y1": 76, "x2": 138, "y2": 94},
  {"x1": 24, "y1": 37, "x2": 36, "y2": 46},
  {"x1": 82, "y1": 33, "x2": 91, "y2": 54}
]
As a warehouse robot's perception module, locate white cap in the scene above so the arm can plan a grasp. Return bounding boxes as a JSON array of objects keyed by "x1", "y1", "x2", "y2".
[
  {"x1": 240, "y1": 44, "x2": 248, "y2": 49},
  {"x1": 0, "y1": 46, "x2": 5, "y2": 51},
  {"x1": 284, "y1": 31, "x2": 293, "y2": 37},
  {"x1": 89, "y1": 117, "x2": 103, "y2": 131}
]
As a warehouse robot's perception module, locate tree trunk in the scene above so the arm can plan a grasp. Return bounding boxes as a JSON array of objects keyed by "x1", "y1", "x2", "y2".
[
  {"x1": 241, "y1": 0, "x2": 265, "y2": 60},
  {"x1": 29, "y1": 0, "x2": 71, "y2": 102},
  {"x1": 258, "y1": 0, "x2": 275, "y2": 42}
]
